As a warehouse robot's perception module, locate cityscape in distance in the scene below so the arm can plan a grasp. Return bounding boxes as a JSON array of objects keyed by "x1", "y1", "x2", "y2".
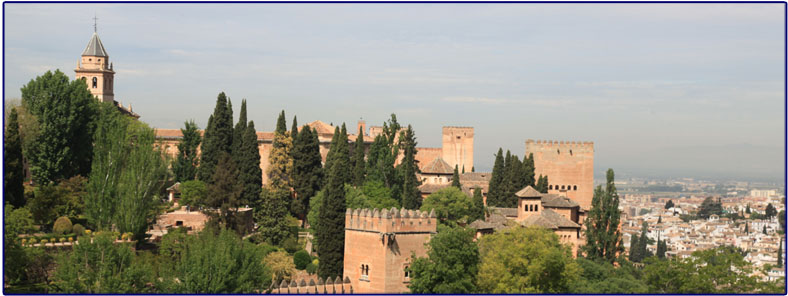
[{"x1": 3, "y1": 3, "x2": 785, "y2": 295}]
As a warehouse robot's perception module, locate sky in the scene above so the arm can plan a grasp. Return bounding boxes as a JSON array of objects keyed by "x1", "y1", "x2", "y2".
[{"x1": 3, "y1": 3, "x2": 785, "y2": 182}]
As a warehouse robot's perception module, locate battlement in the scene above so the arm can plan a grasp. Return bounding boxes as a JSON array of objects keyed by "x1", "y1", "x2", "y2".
[
  {"x1": 525, "y1": 139, "x2": 594, "y2": 154},
  {"x1": 345, "y1": 207, "x2": 437, "y2": 234},
  {"x1": 442, "y1": 126, "x2": 474, "y2": 136},
  {"x1": 269, "y1": 276, "x2": 352, "y2": 294}
]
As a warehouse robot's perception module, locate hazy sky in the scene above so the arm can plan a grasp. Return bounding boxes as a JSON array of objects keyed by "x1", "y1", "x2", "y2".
[{"x1": 4, "y1": 4, "x2": 784, "y2": 182}]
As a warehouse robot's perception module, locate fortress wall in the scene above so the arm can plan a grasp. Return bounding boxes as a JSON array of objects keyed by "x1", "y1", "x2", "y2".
[{"x1": 526, "y1": 139, "x2": 594, "y2": 210}]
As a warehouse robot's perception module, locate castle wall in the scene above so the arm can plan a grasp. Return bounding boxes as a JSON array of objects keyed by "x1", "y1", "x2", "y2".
[
  {"x1": 343, "y1": 208, "x2": 436, "y2": 293},
  {"x1": 414, "y1": 147, "x2": 442, "y2": 171},
  {"x1": 526, "y1": 139, "x2": 594, "y2": 210},
  {"x1": 441, "y1": 127, "x2": 474, "y2": 173}
]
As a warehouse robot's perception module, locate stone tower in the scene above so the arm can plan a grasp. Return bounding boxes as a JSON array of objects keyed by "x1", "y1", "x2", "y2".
[
  {"x1": 75, "y1": 31, "x2": 114, "y2": 103},
  {"x1": 525, "y1": 140, "x2": 594, "y2": 211},
  {"x1": 441, "y1": 126, "x2": 474, "y2": 173},
  {"x1": 343, "y1": 207, "x2": 436, "y2": 293}
]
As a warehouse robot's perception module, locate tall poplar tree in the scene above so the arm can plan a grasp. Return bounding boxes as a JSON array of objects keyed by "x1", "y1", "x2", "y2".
[
  {"x1": 487, "y1": 148, "x2": 505, "y2": 207},
  {"x1": 198, "y1": 92, "x2": 234, "y2": 183},
  {"x1": 291, "y1": 127, "x2": 324, "y2": 224},
  {"x1": 318, "y1": 126, "x2": 350, "y2": 279},
  {"x1": 268, "y1": 111, "x2": 293, "y2": 190},
  {"x1": 231, "y1": 100, "x2": 248, "y2": 158},
  {"x1": 582, "y1": 168, "x2": 624, "y2": 263},
  {"x1": 21, "y1": 70, "x2": 98, "y2": 184},
  {"x1": 350, "y1": 126, "x2": 366, "y2": 187},
  {"x1": 172, "y1": 120, "x2": 201, "y2": 182},
  {"x1": 400, "y1": 125, "x2": 421, "y2": 210},
  {"x1": 366, "y1": 115, "x2": 401, "y2": 199},
  {"x1": 4, "y1": 108, "x2": 25, "y2": 207}
]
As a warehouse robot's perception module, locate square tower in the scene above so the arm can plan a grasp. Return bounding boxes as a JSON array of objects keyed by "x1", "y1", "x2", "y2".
[
  {"x1": 75, "y1": 32, "x2": 115, "y2": 103},
  {"x1": 441, "y1": 126, "x2": 474, "y2": 173},
  {"x1": 344, "y1": 208, "x2": 437, "y2": 293},
  {"x1": 525, "y1": 140, "x2": 594, "y2": 211}
]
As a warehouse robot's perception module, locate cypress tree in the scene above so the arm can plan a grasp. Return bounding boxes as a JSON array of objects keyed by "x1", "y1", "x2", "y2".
[
  {"x1": 255, "y1": 188, "x2": 291, "y2": 246},
  {"x1": 231, "y1": 99, "x2": 248, "y2": 157},
  {"x1": 350, "y1": 126, "x2": 366, "y2": 187},
  {"x1": 4, "y1": 108, "x2": 25, "y2": 207},
  {"x1": 292, "y1": 127, "x2": 324, "y2": 224},
  {"x1": 325, "y1": 126, "x2": 340, "y2": 182},
  {"x1": 637, "y1": 222, "x2": 652, "y2": 260},
  {"x1": 745, "y1": 222, "x2": 749, "y2": 234},
  {"x1": 535, "y1": 174, "x2": 549, "y2": 193},
  {"x1": 746, "y1": 204, "x2": 751, "y2": 214},
  {"x1": 239, "y1": 121, "x2": 262, "y2": 207},
  {"x1": 658, "y1": 215, "x2": 662, "y2": 224},
  {"x1": 318, "y1": 136, "x2": 348, "y2": 279},
  {"x1": 778, "y1": 241, "x2": 783, "y2": 268},
  {"x1": 629, "y1": 234, "x2": 640, "y2": 262},
  {"x1": 524, "y1": 153, "x2": 536, "y2": 187},
  {"x1": 500, "y1": 152, "x2": 518, "y2": 207},
  {"x1": 399, "y1": 125, "x2": 421, "y2": 210},
  {"x1": 462, "y1": 165, "x2": 465, "y2": 174},
  {"x1": 582, "y1": 168, "x2": 623, "y2": 263},
  {"x1": 451, "y1": 165, "x2": 461, "y2": 189},
  {"x1": 763, "y1": 225, "x2": 767, "y2": 235},
  {"x1": 173, "y1": 120, "x2": 202, "y2": 182},
  {"x1": 337, "y1": 124, "x2": 352, "y2": 185},
  {"x1": 487, "y1": 148, "x2": 505, "y2": 207},
  {"x1": 656, "y1": 238, "x2": 667, "y2": 259},
  {"x1": 206, "y1": 153, "x2": 243, "y2": 231},
  {"x1": 275, "y1": 110, "x2": 287, "y2": 137},
  {"x1": 472, "y1": 187, "x2": 485, "y2": 222},
  {"x1": 198, "y1": 92, "x2": 234, "y2": 183},
  {"x1": 291, "y1": 115, "x2": 299, "y2": 141}
]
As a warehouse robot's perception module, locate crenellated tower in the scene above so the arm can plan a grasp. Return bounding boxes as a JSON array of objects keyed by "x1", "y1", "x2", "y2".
[
  {"x1": 525, "y1": 139, "x2": 594, "y2": 211},
  {"x1": 441, "y1": 126, "x2": 474, "y2": 173}
]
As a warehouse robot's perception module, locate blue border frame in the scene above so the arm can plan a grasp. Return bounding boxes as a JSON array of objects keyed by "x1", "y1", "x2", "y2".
[{"x1": 2, "y1": 1, "x2": 786, "y2": 295}]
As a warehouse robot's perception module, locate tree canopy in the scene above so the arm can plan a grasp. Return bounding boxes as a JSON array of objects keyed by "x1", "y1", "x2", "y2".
[
  {"x1": 409, "y1": 226, "x2": 479, "y2": 293},
  {"x1": 420, "y1": 187, "x2": 475, "y2": 226},
  {"x1": 582, "y1": 168, "x2": 623, "y2": 262}
]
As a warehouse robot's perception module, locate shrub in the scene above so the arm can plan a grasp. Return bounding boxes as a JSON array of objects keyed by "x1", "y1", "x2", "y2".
[
  {"x1": 41, "y1": 239, "x2": 48, "y2": 245},
  {"x1": 72, "y1": 224, "x2": 85, "y2": 236},
  {"x1": 306, "y1": 263, "x2": 317, "y2": 275},
  {"x1": 85, "y1": 229, "x2": 92, "y2": 236},
  {"x1": 68, "y1": 237, "x2": 74, "y2": 243},
  {"x1": 53, "y1": 216, "x2": 73, "y2": 235},
  {"x1": 59, "y1": 237, "x2": 66, "y2": 243},
  {"x1": 21, "y1": 238, "x2": 27, "y2": 245},
  {"x1": 121, "y1": 233, "x2": 129, "y2": 241},
  {"x1": 282, "y1": 237, "x2": 300, "y2": 254},
  {"x1": 29, "y1": 238, "x2": 37, "y2": 245},
  {"x1": 293, "y1": 250, "x2": 311, "y2": 270},
  {"x1": 124, "y1": 232, "x2": 133, "y2": 241}
]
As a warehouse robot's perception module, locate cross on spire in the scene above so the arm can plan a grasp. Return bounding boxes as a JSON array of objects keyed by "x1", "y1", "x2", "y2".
[{"x1": 93, "y1": 14, "x2": 98, "y2": 32}]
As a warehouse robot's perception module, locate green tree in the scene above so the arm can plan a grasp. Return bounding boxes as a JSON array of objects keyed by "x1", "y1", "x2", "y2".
[
  {"x1": 665, "y1": 200, "x2": 675, "y2": 209},
  {"x1": 164, "y1": 228, "x2": 270, "y2": 293},
  {"x1": 409, "y1": 226, "x2": 479, "y2": 293},
  {"x1": 629, "y1": 234, "x2": 640, "y2": 262},
  {"x1": 420, "y1": 187, "x2": 475, "y2": 226},
  {"x1": 778, "y1": 241, "x2": 783, "y2": 268},
  {"x1": 778, "y1": 210, "x2": 785, "y2": 232},
  {"x1": 634, "y1": 222, "x2": 653, "y2": 262},
  {"x1": 290, "y1": 115, "x2": 298, "y2": 141},
  {"x1": 293, "y1": 250, "x2": 311, "y2": 270},
  {"x1": 365, "y1": 115, "x2": 401, "y2": 200},
  {"x1": 486, "y1": 148, "x2": 505, "y2": 207},
  {"x1": 763, "y1": 225, "x2": 767, "y2": 235},
  {"x1": 20, "y1": 70, "x2": 98, "y2": 185},
  {"x1": 172, "y1": 120, "x2": 201, "y2": 182},
  {"x1": 399, "y1": 125, "x2": 421, "y2": 210},
  {"x1": 291, "y1": 127, "x2": 323, "y2": 224},
  {"x1": 238, "y1": 120, "x2": 262, "y2": 207},
  {"x1": 765, "y1": 203, "x2": 777, "y2": 219},
  {"x1": 697, "y1": 196, "x2": 722, "y2": 219},
  {"x1": 231, "y1": 100, "x2": 248, "y2": 158},
  {"x1": 350, "y1": 126, "x2": 366, "y2": 187},
  {"x1": 318, "y1": 132, "x2": 349, "y2": 279},
  {"x1": 4, "y1": 107, "x2": 25, "y2": 207},
  {"x1": 255, "y1": 188, "x2": 292, "y2": 246},
  {"x1": 179, "y1": 180, "x2": 207, "y2": 208},
  {"x1": 268, "y1": 112, "x2": 294, "y2": 190},
  {"x1": 746, "y1": 204, "x2": 751, "y2": 214},
  {"x1": 477, "y1": 227, "x2": 580, "y2": 293},
  {"x1": 198, "y1": 92, "x2": 234, "y2": 182},
  {"x1": 27, "y1": 177, "x2": 85, "y2": 228},
  {"x1": 205, "y1": 153, "x2": 244, "y2": 232},
  {"x1": 264, "y1": 251, "x2": 296, "y2": 284},
  {"x1": 4, "y1": 205, "x2": 36, "y2": 286},
  {"x1": 535, "y1": 174, "x2": 549, "y2": 193},
  {"x1": 471, "y1": 187, "x2": 485, "y2": 222},
  {"x1": 656, "y1": 238, "x2": 667, "y2": 259},
  {"x1": 571, "y1": 258, "x2": 648, "y2": 293},
  {"x1": 582, "y1": 168, "x2": 623, "y2": 263},
  {"x1": 52, "y1": 232, "x2": 155, "y2": 293},
  {"x1": 451, "y1": 165, "x2": 461, "y2": 189}
]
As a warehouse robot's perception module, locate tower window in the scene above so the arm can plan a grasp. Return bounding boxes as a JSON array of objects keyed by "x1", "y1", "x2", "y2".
[
  {"x1": 92, "y1": 77, "x2": 97, "y2": 88},
  {"x1": 574, "y1": 185, "x2": 577, "y2": 190},
  {"x1": 549, "y1": 185, "x2": 553, "y2": 190}
]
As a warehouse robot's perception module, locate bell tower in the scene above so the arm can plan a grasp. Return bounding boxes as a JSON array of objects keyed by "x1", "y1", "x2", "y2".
[{"x1": 75, "y1": 18, "x2": 115, "y2": 103}]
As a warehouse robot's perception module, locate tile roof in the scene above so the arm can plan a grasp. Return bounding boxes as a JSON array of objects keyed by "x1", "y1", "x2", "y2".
[
  {"x1": 421, "y1": 158, "x2": 453, "y2": 175},
  {"x1": 515, "y1": 186, "x2": 542, "y2": 198},
  {"x1": 520, "y1": 208, "x2": 581, "y2": 229},
  {"x1": 541, "y1": 194, "x2": 580, "y2": 208},
  {"x1": 418, "y1": 183, "x2": 449, "y2": 194},
  {"x1": 306, "y1": 120, "x2": 335, "y2": 135},
  {"x1": 82, "y1": 32, "x2": 108, "y2": 57},
  {"x1": 488, "y1": 206, "x2": 518, "y2": 217}
]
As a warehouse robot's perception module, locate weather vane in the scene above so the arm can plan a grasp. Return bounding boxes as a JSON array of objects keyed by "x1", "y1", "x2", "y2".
[{"x1": 93, "y1": 14, "x2": 98, "y2": 32}]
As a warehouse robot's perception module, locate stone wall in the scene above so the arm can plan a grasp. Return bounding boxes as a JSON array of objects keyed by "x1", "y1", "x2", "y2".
[
  {"x1": 526, "y1": 139, "x2": 594, "y2": 210},
  {"x1": 441, "y1": 127, "x2": 474, "y2": 173},
  {"x1": 269, "y1": 277, "x2": 352, "y2": 294}
]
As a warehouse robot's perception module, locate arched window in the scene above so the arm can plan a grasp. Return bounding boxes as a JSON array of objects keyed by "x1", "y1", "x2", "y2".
[
  {"x1": 574, "y1": 185, "x2": 578, "y2": 190},
  {"x1": 92, "y1": 77, "x2": 97, "y2": 88},
  {"x1": 561, "y1": 185, "x2": 565, "y2": 190},
  {"x1": 549, "y1": 185, "x2": 553, "y2": 190},
  {"x1": 535, "y1": 205, "x2": 538, "y2": 211}
]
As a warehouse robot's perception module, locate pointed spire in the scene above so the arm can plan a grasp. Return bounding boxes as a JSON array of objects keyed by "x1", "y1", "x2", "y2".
[{"x1": 82, "y1": 32, "x2": 108, "y2": 57}]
